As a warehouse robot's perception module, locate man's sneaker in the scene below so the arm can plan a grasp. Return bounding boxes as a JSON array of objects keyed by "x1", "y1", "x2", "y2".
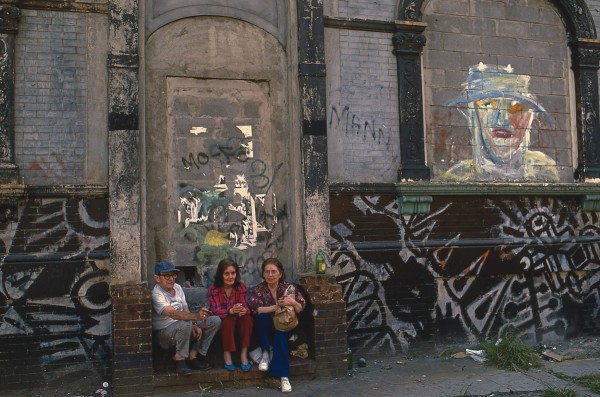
[
  {"x1": 174, "y1": 360, "x2": 192, "y2": 375},
  {"x1": 280, "y1": 377, "x2": 292, "y2": 393},
  {"x1": 187, "y1": 355, "x2": 211, "y2": 370},
  {"x1": 258, "y1": 356, "x2": 269, "y2": 372}
]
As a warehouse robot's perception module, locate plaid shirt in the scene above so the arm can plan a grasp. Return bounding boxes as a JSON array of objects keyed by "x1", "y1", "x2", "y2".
[
  {"x1": 208, "y1": 282, "x2": 250, "y2": 318},
  {"x1": 248, "y1": 281, "x2": 306, "y2": 314}
]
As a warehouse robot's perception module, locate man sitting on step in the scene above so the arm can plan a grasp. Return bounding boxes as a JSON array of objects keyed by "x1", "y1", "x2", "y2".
[{"x1": 152, "y1": 261, "x2": 221, "y2": 375}]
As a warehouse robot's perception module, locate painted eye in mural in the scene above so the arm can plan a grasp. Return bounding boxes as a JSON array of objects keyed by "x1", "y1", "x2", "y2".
[
  {"x1": 508, "y1": 103, "x2": 527, "y2": 114},
  {"x1": 475, "y1": 99, "x2": 497, "y2": 109}
]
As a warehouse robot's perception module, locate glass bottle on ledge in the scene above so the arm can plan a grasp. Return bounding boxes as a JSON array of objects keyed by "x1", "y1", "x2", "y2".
[{"x1": 315, "y1": 250, "x2": 326, "y2": 274}]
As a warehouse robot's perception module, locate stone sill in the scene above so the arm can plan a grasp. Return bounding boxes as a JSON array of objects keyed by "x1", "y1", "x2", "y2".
[
  {"x1": 0, "y1": 184, "x2": 108, "y2": 199},
  {"x1": 396, "y1": 182, "x2": 600, "y2": 196},
  {"x1": 330, "y1": 182, "x2": 600, "y2": 213},
  {"x1": 330, "y1": 182, "x2": 600, "y2": 195},
  {"x1": 396, "y1": 182, "x2": 600, "y2": 214}
]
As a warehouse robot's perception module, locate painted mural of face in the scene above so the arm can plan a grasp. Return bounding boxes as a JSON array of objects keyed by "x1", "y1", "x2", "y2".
[
  {"x1": 473, "y1": 97, "x2": 534, "y2": 163},
  {"x1": 443, "y1": 63, "x2": 559, "y2": 182}
]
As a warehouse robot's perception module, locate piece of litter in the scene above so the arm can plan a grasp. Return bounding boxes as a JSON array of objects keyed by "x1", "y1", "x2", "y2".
[
  {"x1": 451, "y1": 351, "x2": 468, "y2": 359},
  {"x1": 396, "y1": 360, "x2": 407, "y2": 365},
  {"x1": 465, "y1": 349, "x2": 487, "y2": 362}
]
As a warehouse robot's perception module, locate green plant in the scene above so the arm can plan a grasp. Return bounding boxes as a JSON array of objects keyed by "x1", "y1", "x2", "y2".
[
  {"x1": 480, "y1": 328, "x2": 542, "y2": 371},
  {"x1": 448, "y1": 386, "x2": 473, "y2": 397},
  {"x1": 540, "y1": 387, "x2": 579, "y2": 397},
  {"x1": 576, "y1": 373, "x2": 600, "y2": 393}
]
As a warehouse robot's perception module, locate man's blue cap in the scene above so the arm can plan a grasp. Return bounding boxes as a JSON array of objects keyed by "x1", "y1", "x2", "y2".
[{"x1": 155, "y1": 261, "x2": 180, "y2": 274}]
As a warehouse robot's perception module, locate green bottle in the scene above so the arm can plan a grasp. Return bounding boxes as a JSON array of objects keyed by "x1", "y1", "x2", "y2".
[{"x1": 315, "y1": 250, "x2": 326, "y2": 274}]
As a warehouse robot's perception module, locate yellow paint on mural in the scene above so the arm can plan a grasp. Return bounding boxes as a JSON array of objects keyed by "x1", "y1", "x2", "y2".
[{"x1": 204, "y1": 230, "x2": 230, "y2": 246}]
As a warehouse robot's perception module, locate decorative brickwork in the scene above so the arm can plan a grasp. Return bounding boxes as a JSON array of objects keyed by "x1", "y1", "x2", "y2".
[
  {"x1": 299, "y1": 273, "x2": 347, "y2": 378},
  {"x1": 111, "y1": 284, "x2": 153, "y2": 397}
]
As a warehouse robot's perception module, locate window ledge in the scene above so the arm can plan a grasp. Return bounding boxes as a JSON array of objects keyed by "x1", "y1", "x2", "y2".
[{"x1": 395, "y1": 182, "x2": 600, "y2": 214}]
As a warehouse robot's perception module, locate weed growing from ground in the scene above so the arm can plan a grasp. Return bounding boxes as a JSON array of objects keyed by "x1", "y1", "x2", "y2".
[
  {"x1": 448, "y1": 386, "x2": 473, "y2": 397},
  {"x1": 480, "y1": 328, "x2": 541, "y2": 371},
  {"x1": 576, "y1": 373, "x2": 600, "y2": 393},
  {"x1": 540, "y1": 387, "x2": 579, "y2": 397}
]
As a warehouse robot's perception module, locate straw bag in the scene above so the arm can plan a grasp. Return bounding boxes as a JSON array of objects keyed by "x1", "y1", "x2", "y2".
[
  {"x1": 274, "y1": 304, "x2": 298, "y2": 332},
  {"x1": 273, "y1": 284, "x2": 298, "y2": 332}
]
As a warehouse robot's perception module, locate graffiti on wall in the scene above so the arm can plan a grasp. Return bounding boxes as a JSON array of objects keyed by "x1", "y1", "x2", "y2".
[
  {"x1": 177, "y1": 124, "x2": 287, "y2": 287},
  {"x1": 441, "y1": 63, "x2": 558, "y2": 182},
  {"x1": 0, "y1": 197, "x2": 111, "y2": 389},
  {"x1": 329, "y1": 104, "x2": 394, "y2": 147},
  {"x1": 330, "y1": 194, "x2": 600, "y2": 354}
]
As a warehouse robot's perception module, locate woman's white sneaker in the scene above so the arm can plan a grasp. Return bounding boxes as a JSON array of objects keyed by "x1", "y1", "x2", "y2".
[
  {"x1": 258, "y1": 357, "x2": 269, "y2": 372},
  {"x1": 280, "y1": 377, "x2": 292, "y2": 393}
]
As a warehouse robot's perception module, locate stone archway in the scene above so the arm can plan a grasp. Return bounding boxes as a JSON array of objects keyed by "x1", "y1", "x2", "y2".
[{"x1": 144, "y1": 16, "x2": 294, "y2": 287}]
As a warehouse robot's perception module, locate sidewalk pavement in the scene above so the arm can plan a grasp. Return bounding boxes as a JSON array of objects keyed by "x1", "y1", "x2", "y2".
[{"x1": 154, "y1": 356, "x2": 600, "y2": 397}]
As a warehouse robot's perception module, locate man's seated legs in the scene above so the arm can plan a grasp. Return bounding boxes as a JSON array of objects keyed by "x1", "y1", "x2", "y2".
[
  {"x1": 187, "y1": 315, "x2": 221, "y2": 369},
  {"x1": 156, "y1": 320, "x2": 194, "y2": 374}
]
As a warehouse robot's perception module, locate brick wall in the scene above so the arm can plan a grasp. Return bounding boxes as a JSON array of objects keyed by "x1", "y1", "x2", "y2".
[
  {"x1": 330, "y1": 192, "x2": 600, "y2": 354},
  {"x1": 330, "y1": 28, "x2": 400, "y2": 183},
  {"x1": 337, "y1": 0, "x2": 396, "y2": 20},
  {"x1": 590, "y1": 1, "x2": 600, "y2": 29},
  {"x1": 299, "y1": 273, "x2": 347, "y2": 378},
  {"x1": 111, "y1": 284, "x2": 153, "y2": 397},
  {"x1": 14, "y1": 9, "x2": 108, "y2": 184}
]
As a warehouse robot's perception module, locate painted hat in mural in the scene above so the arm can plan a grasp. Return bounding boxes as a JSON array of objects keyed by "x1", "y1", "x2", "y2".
[
  {"x1": 448, "y1": 62, "x2": 549, "y2": 115},
  {"x1": 154, "y1": 261, "x2": 180, "y2": 274}
]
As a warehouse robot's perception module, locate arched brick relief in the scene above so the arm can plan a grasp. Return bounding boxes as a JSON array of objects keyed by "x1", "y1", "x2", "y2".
[
  {"x1": 145, "y1": 0, "x2": 287, "y2": 45},
  {"x1": 145, "y1": 17, "x2": 293, "y2": 289},
  {"x1": 394, "y1": 0, "x2": 600, "y2": 181}
]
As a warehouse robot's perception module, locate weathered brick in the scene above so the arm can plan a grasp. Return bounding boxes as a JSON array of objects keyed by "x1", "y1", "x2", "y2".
[{"x1": 13, "y1": 8, "x2": 108, "y2": 185}]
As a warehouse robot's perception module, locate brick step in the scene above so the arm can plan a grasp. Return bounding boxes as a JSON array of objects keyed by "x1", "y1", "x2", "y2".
[{"x1": 153, "y1": 358, "x2": 317, "y2": 392}]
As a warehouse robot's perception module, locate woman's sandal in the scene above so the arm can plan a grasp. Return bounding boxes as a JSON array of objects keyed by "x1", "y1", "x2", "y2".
[
  {"x1": 224, "y1": 363, "x2": 236, "y2": 371},
  {"x1": 240, "y1": 362, "x2": 252, "y2": 372}
]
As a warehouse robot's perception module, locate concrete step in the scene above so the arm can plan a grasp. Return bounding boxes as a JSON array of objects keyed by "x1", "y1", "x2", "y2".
[{"x1": 153, "y1": 358, "x2": 317, "y2": 392}]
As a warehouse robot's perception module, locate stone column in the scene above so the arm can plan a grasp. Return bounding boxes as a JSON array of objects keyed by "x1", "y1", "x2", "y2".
[
  {"x1": 297, "y1": 0, "x2": 330, "y2": 272},
  {"x1": 299, "y1": 273, "x2": 347, "y2": 378},
  {"x1": 0, "y1": 6, "x2": 20, "y2": 184},
  {"x1": 108, "y1": 1, "x2": 150, "y2": 395},
  {"x1": 571, "y1": 39, "x2": 600, "y2": 180},
  {"x1": 393, "y1": 22, "x2": 430, "y2": 181}
]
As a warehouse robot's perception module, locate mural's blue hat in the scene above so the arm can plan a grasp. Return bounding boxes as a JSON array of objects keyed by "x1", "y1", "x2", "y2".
[
  {"x1": 154, "y1": 261, "x2": 180, "y2": 274},
  {"x1": 448, "y1": 63, "x2": 548, "y2": 115}
]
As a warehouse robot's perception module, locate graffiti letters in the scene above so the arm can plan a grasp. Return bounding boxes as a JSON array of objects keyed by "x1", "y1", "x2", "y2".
[
  {"x1": 329, "y1": 105, "x2": 392, "y2": 146},
  {"x1": 182, "y1": 137, "x2": 252, "y2": 169}
]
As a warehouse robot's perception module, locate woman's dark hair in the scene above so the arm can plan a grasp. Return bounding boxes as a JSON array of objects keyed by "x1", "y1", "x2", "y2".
[
  {"x1": 261, "y1": 257, "x2": 286, "y2": 281},
  {"x1": 213, "y1": 258, "x2": 241, "y2": 288}
]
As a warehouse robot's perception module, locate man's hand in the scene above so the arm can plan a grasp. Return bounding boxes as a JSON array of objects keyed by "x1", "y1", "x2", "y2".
[
  {"x1": 198, "y1": 307, "x2": 211, "y2": 319},
  {"x1": 192, "y1": 324, "x2": 202, "y2": 339}
]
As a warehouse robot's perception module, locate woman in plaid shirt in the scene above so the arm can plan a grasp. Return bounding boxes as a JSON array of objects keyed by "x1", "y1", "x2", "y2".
[
  {"x1": 208, "y1": 258, "x2": 254, "y2": 371},
  {"x1": 248, "y1": 258, "x2": 305, "y2": 393}
]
